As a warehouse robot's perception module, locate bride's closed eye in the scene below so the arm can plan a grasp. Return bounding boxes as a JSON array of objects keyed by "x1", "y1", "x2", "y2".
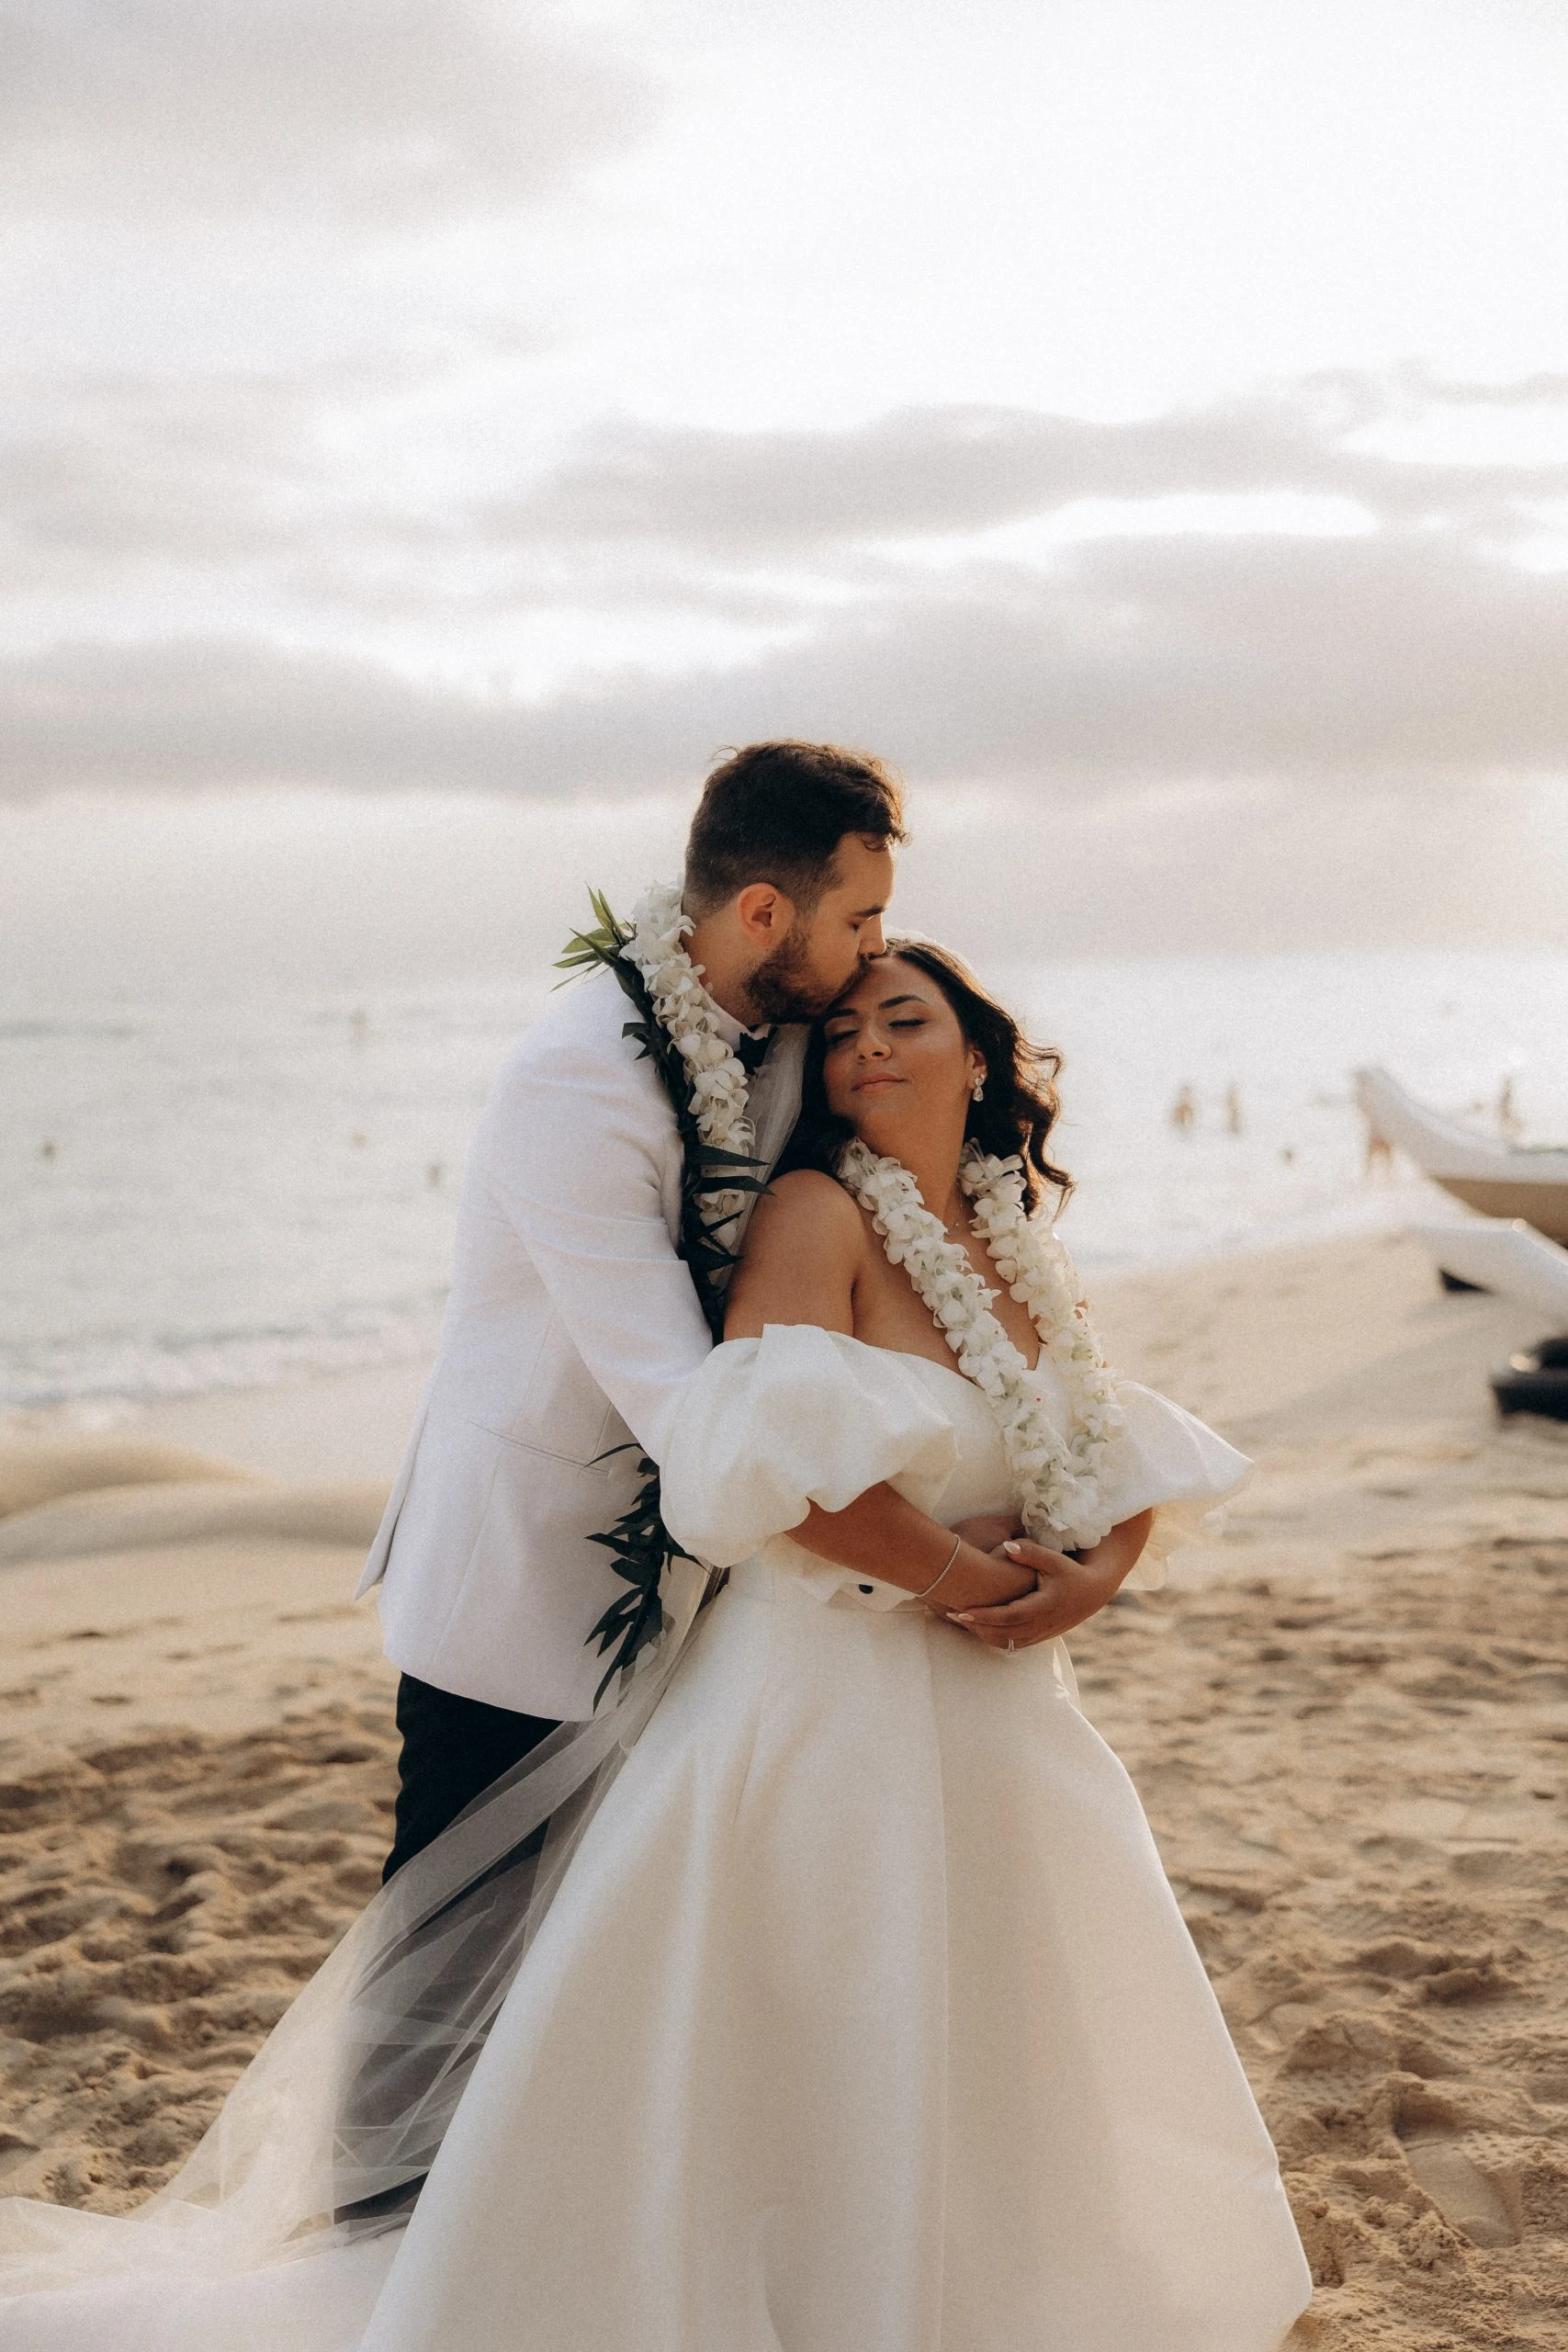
[{"x1": 824, "y1": 1016, "x2": 925, "y2": 1048}]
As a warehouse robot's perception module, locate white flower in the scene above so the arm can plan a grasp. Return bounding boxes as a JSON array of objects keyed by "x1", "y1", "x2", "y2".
[{"x1": 839, "y1": 1137, "x2": 1125, "y2": 1546}]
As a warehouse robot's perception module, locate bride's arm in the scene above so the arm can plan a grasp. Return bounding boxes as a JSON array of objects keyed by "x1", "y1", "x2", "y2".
[{"x1": 722, "y1": 1174, "x2": 1034, "y2": 1616}]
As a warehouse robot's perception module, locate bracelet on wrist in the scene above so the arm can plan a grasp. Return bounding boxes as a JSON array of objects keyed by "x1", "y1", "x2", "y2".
[{"x1": 912, "y1": 1531, "x2": 963, "y2": 1602}]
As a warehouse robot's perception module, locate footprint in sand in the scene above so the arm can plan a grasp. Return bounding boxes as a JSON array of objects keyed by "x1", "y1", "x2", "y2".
[{"x1": 1397, "y1": 2133, "x2": 1518, "y2": 2248}]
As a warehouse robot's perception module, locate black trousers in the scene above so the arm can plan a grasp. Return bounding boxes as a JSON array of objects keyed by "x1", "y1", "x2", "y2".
[
  {"x1": 382, "y1": 1671, "x2": 560, "y2": 1883},
  {"x1": 335, "y1": 1677, "x2": 561, "y2": 2227}
]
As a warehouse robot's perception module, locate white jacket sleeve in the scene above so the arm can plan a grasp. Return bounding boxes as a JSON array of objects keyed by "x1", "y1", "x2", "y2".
[
  {"x1": 478, "y1": 1008, "x2": 716, "y2": 1464},
  {"x1": 1097, "y1": 1382, "x2": 1252, "y2": 1590},
  {"x1": 660, "y1": 1327, "x2": 962, "y2": 1568}
]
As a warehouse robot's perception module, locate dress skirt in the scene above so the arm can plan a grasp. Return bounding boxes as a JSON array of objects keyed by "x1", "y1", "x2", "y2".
[{"x1": 357, "y1": 1558, "x2": 1310, "y2": 2352}]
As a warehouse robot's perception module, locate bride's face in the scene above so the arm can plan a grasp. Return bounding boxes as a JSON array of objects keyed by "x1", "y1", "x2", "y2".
[{"x1": 820, "y1": 956, "x2": 985, "y2": 1156}]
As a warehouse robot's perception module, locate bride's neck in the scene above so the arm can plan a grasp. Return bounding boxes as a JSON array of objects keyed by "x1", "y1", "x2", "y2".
[{"x1": 863, "y1": 1135, "x2": 966, "y2": 1227}]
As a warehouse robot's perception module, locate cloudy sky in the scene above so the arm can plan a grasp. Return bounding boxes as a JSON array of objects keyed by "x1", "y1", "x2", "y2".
[{"x1": 6, "y1": 0, "x2": 1568, "y2": 986}]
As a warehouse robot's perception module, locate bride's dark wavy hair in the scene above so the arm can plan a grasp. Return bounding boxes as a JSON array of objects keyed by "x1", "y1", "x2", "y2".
[{"x1": 774, "y1": 937, "x2": 1074, "y2": 1217}]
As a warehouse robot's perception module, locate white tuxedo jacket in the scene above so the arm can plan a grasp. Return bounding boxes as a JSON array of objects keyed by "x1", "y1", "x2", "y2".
[{"x1": 355, "y1": 967, "x2": 807, "y2": 1720}]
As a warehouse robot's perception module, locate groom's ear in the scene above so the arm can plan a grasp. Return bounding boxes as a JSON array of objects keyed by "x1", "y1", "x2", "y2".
[{"x1": 735, "y1": 881, "x2": 795, "y2": 945}]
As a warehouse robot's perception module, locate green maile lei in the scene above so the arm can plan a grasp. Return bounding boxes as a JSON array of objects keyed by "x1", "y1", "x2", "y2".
[{"x1": 557, "y1": 885, "x2": 768, "y2": 1706}]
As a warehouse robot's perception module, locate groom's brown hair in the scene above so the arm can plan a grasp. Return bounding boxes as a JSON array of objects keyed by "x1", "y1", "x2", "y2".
[{"x1": 684, "y1": 741, "x2": 906, "y2": 917}]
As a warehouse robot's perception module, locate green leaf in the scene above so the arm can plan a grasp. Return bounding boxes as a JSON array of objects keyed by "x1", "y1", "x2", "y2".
[{"x1": 553, "y1": 888, "x2": 633, "y2": 986}]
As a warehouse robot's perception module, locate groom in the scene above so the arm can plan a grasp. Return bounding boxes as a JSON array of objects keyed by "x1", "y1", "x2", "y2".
[{"x1": 358, "y1": 741, "x2": 906, "y2": 1879}]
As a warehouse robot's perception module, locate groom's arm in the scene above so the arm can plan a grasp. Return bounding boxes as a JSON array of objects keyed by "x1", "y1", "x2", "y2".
[{"x1": 479, "y1": 1021, "x2": 716, "y2": 1462}]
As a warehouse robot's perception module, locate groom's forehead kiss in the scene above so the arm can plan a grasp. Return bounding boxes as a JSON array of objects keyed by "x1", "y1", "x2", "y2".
[{"x1": 825, "y1": 950, "x2": 940, "y2": 1026}]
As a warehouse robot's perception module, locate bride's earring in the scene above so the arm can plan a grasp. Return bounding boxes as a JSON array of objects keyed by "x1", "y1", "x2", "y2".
[{"x1": 971, "y1": 1074, "x2": 985, "y2": 1102}]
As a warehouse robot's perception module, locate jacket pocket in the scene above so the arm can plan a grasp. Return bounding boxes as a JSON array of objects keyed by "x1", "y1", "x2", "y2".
[{"x1": 468, "y1": 1313, "x2": 620, "y2": 1466}]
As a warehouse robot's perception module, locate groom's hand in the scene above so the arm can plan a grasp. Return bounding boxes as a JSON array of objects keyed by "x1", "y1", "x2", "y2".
[{"x1": 947, "y1": 1539, "x2": 1126, "y2": 1650}]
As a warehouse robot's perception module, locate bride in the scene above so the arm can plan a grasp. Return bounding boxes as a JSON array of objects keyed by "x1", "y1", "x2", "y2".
[{"x1": 0, "y1": 941, "x2": 1311, "y2": 2351}]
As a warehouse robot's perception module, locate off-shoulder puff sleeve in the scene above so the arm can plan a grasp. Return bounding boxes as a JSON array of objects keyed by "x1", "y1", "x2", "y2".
[
  {"x1": 660, "y1": 1326, "x2": 960, "y2": 1568},
  {"x1": 1096, "y1": 1381, "x2": 1252, "y2": 1590}
]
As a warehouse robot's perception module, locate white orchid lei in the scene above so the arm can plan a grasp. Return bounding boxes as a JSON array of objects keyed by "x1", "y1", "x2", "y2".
[
  {"x1": 620, "y1": 880, "x2": 758, "y2": 1238},
  {"x1": 840, "y1": 1137, "x2": 1126, "y2": 1549},
  {"x1": 558, "y1": 879, "x2": 769, "y2": 1701}
]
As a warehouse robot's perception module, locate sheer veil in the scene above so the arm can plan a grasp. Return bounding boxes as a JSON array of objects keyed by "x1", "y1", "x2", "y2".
[{"x1": 0, "y1": 1564, "x2": 714, "y2": 2299}]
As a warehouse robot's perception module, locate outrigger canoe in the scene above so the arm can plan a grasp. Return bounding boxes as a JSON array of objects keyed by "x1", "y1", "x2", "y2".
[{"x1": 1354, "y1": 1066, "x2": 1568, "y2": 1243}]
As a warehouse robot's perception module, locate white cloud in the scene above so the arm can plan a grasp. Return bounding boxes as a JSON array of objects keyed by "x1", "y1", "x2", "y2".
[
  {"x1": 486, "y1": 376, "x2": 1568, "y2": 557},
  {"x1": 0, "y1": 0, "x2": 654, "y2": 228},
  {"x1": 6, "y1": 492, "x2": 1568, "y2": 802}
]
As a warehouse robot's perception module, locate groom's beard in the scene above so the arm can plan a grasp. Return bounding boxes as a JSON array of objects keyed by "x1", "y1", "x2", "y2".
[{"x1": 748, "y1": 926, "x2": 866, "y2": 1024}]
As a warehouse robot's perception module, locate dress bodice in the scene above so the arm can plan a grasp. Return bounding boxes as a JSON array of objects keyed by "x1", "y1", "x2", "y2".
[
  {"x1": 881, "y1": 1353, "x2": 1021, "y2": 1521},
  {"x1": 758, "y1": 1353, "x2": 1030, "y2": 1611},
  {"x1": 660, "y1": 1324, "x2": 1253, "y2": 1614}
]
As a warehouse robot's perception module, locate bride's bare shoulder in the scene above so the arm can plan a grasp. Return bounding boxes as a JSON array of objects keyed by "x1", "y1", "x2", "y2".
[
  {"x1": 750, "y1": 1169, "x2": 865, "y2": 1249},
  {"x1": 761, "y1": 1166, "x2": 860, "y2": 1223},
  {"x1": 726, "y1": 1170, "x2": 866, "y2": 1336}
]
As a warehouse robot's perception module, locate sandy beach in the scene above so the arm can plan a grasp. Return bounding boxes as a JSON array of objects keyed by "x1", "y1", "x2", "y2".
[{"x1": 3, "y1": 1229, "x2": 1566, "y2": 2346}]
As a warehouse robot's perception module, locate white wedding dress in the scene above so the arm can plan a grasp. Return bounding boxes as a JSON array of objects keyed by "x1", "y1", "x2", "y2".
[{"x1": 0, "y1": 1329, "x2": 1311, "y2": 2351}]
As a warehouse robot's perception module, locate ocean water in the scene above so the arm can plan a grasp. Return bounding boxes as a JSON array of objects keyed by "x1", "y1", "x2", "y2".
[{"x1": 4, "y1": 947, "x2": 1565, "y2": 1417}]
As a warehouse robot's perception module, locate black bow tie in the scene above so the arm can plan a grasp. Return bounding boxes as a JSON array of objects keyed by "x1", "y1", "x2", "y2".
[{"x1": 735, "y1": 1029, "x2": 773, "y2": 1078}]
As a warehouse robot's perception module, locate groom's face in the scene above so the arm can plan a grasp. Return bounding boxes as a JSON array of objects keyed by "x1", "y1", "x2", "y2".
[{"x1": 748, "y1": 834, "x2": 896, "y2": 1023}]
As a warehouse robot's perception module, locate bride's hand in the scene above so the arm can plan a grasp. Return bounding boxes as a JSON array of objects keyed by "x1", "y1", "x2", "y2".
[
  {"x1": 946, "y1": 1538, "x2": 1125, "y2": 1650},
  {"x1": 951, "y1": 1515, "x2": 1151, "y2": 1650}
]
